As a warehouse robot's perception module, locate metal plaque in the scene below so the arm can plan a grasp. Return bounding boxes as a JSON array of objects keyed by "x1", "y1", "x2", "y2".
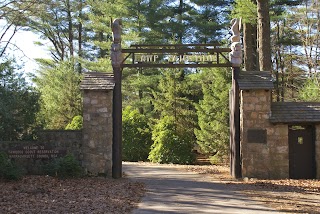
[{"x1": 247, "y1": 129, "x2": 267, "y2": 144}]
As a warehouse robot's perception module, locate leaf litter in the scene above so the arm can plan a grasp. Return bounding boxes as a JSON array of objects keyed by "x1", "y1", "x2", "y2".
[{"x1": 0, "y1": 176, "x2": 145, "y2": 214}]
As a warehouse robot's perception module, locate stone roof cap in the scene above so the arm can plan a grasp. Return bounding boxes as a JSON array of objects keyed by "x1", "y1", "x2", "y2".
[
  {"x1": 238, "y1": 71, "x2": 274, "y2": 90},
  {"x1": 80, "y1": 72, "x2": 115, "y2": 90},
  {"x1": 270, "y1": 102, "x2": 320, "y2": 123}
]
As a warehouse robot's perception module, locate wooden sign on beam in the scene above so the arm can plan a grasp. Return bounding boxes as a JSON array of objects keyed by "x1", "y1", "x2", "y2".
[{"x1": 121, "y1": 44, "x2": 232, "y2": 68}]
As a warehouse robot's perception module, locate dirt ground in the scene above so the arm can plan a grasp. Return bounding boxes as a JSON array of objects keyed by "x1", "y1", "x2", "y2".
[{"x1": 183, "y1": 164, "x2": 320, "y2": 214}]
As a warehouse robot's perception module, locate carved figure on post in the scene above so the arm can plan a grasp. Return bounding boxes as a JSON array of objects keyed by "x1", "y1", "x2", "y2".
[
  {"x1": 112, "y1": 18, "x2": 122, "y2": 44},
  {"x1": 230, "y1": 42, "x2": 242, "y2": 67},
  {"x1": 229, "y1": 18, "x2": 242, "y2": 67},
  {"x1": 111, "y1": 18, "x2": 123, "y2": 68},
  {"x1": 230, "y1": 18, "x2": 241, "y2": 42}
]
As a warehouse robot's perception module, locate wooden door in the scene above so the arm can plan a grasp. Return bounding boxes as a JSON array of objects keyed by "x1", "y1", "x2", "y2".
[{"x1": 289, "y1": 125, "x2": 315, "y2": 179}]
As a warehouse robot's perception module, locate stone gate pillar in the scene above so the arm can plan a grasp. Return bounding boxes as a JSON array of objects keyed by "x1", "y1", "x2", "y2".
[
  {"x1": 238, "y1": 71, "x2": 289, "y2": 179},
  {"x1": 80, "y1": 72, "x2": 115, "y2": 177}
]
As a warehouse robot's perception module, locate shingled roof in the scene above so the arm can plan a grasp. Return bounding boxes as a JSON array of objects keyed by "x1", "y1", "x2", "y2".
[
  {"x1": 80, "y1": 72, "x2": 115, "y2": 90},
  {"x1": 238, "y1": 71, "x2": 274, "y2": 90},
  {"x1": 270, "y1": 102, "x2": 320, "y2": 123}
]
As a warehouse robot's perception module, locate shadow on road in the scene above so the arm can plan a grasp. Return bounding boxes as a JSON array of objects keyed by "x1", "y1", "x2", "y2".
[{"x1": 123, "y1": 162, "x2": 282, "y2": 214}]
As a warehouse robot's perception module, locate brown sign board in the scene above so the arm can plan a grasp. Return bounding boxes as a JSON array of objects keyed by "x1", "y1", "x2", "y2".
[{"x1": 121, "y1": 44, "x2": 231, "y2": 68}]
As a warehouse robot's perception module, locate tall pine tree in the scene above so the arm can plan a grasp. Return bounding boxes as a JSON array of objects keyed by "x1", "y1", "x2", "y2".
[{"x1": 194, "y1": 68, "x2": 231, "y2": 162}]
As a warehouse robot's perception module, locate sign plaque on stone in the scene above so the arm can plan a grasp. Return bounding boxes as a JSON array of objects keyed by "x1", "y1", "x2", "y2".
[
  {"x1": 247, "y1": 129, "x2": 267, "y2": 144},
  {"x1": 7, "y1": 145, "x2": 66, "y2": 159}
]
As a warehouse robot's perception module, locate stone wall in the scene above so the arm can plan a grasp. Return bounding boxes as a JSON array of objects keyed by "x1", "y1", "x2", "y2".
[
  {"x1": 82, "y1": 89, "x2": 113, "y2": 177},
  {"x1": 1, "y1": 72, "x2": 115, "y2": 177},
  {"x1": 316, "y1": 124, "x2": 320, "y2": 179},
  {"x1": 0, "y1": 130, "x2": 82, "y2": 174},
  {"x1": 240, "y1": 89, "x2": 289, "y2": 179},
  {"x1": 37, "y1": 130, "x2": 83, "y2": 159}
]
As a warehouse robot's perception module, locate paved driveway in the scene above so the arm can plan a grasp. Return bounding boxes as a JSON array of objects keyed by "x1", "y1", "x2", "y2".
[{"x1": 123, "y1": 162, "x2": 283, "y2": 214}]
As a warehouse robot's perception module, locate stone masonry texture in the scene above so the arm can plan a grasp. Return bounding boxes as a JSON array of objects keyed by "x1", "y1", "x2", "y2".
[
  {"x1": 82, "y1": 89, "x2": 113, "y2": 177},
  {"x1": 0, "y1": 130, "x2": 82, "y2": 174},
  {"x1": 240, "y1": 90, "x2": 289, "y2": 179}
]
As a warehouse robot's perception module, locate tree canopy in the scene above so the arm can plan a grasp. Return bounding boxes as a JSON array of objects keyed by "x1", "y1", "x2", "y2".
[{"x1": 2, "y1": 0, "x2": 320, "y2": 163}]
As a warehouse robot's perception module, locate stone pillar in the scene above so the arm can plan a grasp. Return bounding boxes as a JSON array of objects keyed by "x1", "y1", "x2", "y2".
[
  {"x1": 80, "y1": 72, "x2": 114, "y2": 177},
  {"x1": 240, "y1": 89, "x2": 272, "y2": 178},
  {"x1": 316, "y1": 125, "x2": 320, "y2": 179},
  {"x1": 240, "y1": 89, "x2": 289, "y2": 179}
]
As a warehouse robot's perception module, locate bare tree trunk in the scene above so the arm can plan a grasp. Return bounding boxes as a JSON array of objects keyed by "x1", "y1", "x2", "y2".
[
  {"x1": 77, "y1": 0, "x2": 83, "y2": 73},
  {"x1": 66, "y1": 0, "x2": 74, "y2": 58},
  {"x1": 178, "y1": 0, "x2": 183, "y2": 43},
  {"x1": 243, "y1": 23, "x2": 258, "y2": 71},
  {"x1": 257, "y1": 0, "x2": 272, "y2": 71}
]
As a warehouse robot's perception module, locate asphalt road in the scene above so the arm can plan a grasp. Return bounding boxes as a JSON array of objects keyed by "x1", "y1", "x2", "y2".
[{"x1": 123, "y1": 162, "x2": 283, "y2": 214}]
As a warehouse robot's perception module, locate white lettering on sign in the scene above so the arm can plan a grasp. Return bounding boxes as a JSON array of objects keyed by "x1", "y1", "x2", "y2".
[
  {"x1": 7, "y1": 145, "x2": 66, "y2": 159},
  {"x1": 135, "y1": 54, "x2": 217, "y2": 63},
  {"x1": 139, "y1": 55, "x2": 159, "y2": 62}
]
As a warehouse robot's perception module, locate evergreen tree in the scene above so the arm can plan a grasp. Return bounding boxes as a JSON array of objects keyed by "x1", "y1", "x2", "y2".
[
  {"x1": 194, "y1": 68, "x2": 231, "y2": 161},
  {"x1": 268, "y1": 0, "x2": 316, "y2": 101},
  {"x1": 0, "y1": 59, "x2": 40, "y2": 140},
  {"x1": 147, "y1": 69, "x2": 201, "y2": 164},
  {"x1": 33, "y1": 60, "x2": 82, "y2": 129},
  {"x1": 122, "y1": 68, "x2": 161, "y2": 117},
  {"x1": 153, "y1": 69, "x2": 198, "y2": 142},
  {"x1": 190, "y1": 0, "x2": 233, "y2": 43}
]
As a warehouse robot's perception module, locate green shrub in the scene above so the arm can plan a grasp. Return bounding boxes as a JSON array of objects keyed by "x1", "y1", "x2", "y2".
[
  {"x1": 65, "y1": 115, "x2": 83, "y2": 130},
  {"x1": 122, "y1": 106, "x2": 152, "y2": 161},
  {"x1": 148, "y1": 116, "x2": 195, "y2": 164},
  {"x1": 0, "y1": 152, "x2": 23, "y2": 180},
  {"x1": 44, "y1": 154, "x2": 83, "y2": 178}
]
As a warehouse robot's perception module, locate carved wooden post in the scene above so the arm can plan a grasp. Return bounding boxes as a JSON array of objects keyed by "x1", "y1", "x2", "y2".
[
  {"x1": 229, "y1": 18, "x2": 242, "y2": 178},
  {"x1": 111, "y1": 18, "x2": 123, "y2": 179}
]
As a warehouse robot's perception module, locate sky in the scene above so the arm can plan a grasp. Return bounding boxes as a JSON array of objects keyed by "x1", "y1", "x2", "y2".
[{"x1": 9, "y1": 30, "x2": 50, "y2": 73}]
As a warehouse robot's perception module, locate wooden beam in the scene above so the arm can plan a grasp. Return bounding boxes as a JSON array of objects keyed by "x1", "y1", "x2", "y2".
[
  {"x1": 122, "y1": 48, "x2": 231, "y2": 54},
  {"x1": 129, "y1": 43, "x2": 222, "y2": 47},
  {"x1": 122, "y1": 63, "x2": 232, "y2": 68}
]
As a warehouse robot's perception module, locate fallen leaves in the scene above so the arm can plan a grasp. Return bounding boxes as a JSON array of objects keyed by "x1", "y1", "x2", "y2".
[
  {"x1": 0, "y1": 176, "x2": 145, "y2": 214},
  {"x1": 225, "y1": 178, "x2": 320, "y2": 213},
  {"x1": 180, "y1": 164, "x2": 320, "y2": 214}
]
